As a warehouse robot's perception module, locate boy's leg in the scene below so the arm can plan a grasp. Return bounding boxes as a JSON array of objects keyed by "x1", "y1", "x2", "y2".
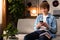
[
  {"x1": 24, "y1": 31, "x2": 40, "y2": 40},
  {"x1": 24, "y1": 30, "x2": 52, "y2": 40},
  {"x1": 39, "y1": 35, "x2": 52, "y2": 40}
]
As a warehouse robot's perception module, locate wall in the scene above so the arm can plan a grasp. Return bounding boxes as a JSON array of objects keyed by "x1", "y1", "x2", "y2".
[
  {"x1": 0, "y1": 0, "x2": 3, "y2": 40},
  {"x1": 26, "y1": 0, "x2": 60, "y2": 18},
  {"x1": 0, "y1": 0, "x2": 2, "y2": 24}
]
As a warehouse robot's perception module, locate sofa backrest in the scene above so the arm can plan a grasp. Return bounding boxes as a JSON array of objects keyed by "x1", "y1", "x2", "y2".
[
  {"x1": 17, "y1": 19, "x2": 35, "y2": 34},
  {"x1": 17, "y1": 18, "x2": 60, "y2": 34},
  {"x1": 56, "y1": 19, "x2": 60, "y2": 35}
]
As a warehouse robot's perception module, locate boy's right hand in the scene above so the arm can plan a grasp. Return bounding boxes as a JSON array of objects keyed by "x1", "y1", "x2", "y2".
[{"x1": 36, "y1": 22, "x2": 43, "y2": 29}]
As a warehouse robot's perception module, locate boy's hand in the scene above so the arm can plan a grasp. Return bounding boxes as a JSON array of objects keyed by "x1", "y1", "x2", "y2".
[
  {"x1": 42, "y1": 22, "x2": 49, "y2": 28},
  {"x1": 36, "y1": 22, "x2": 42, "y2": 29}
]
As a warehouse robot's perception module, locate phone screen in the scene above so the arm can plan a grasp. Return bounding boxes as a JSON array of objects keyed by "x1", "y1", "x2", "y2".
[{"x1": 40, "y1": 21, "x2": 43, "y2": 23}]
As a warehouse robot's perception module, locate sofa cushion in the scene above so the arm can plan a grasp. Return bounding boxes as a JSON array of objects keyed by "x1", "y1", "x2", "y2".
[{"x1": 17, "y1": 19, "x2": 35, "y2": 34}]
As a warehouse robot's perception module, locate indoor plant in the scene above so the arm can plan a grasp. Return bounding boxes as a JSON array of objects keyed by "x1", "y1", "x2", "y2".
[
  {"x1": 3, "y1": 22, "x2": 18, "y2": 40},
  {"x1": 4, "y1": 0, "x2": 25, "y2": 39}
]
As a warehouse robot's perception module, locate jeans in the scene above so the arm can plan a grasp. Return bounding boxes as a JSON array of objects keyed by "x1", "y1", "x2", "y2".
[{"x1": 24, "y1": 30, "x2": 51, "y2": 40}]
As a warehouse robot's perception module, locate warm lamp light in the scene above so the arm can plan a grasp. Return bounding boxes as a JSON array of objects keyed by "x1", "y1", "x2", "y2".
[
  {"x1": 30, "y1": 8, "x2": 37, "y2": 16},
  {"x1": 31, "y1": 10, "x2": 36, "y2": 14},
  {"x1": 27, "y1": 7, "x2": 40, "y2": 16}
]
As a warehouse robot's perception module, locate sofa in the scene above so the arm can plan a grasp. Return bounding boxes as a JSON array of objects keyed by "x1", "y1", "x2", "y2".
[{"x1": 16, "y1": 18, "x2": 60, "y2": 40}]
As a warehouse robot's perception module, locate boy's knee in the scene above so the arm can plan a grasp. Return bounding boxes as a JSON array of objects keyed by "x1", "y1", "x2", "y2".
[{"x1": 24, "y1": 34, "x2": 30, "y2": 40}]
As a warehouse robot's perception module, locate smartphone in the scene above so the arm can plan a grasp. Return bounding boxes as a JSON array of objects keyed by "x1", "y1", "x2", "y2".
[{"x1": 40, "y1": 21, "x2": 43, "y2": 23}]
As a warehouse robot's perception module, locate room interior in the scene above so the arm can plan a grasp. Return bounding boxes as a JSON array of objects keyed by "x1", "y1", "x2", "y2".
[{"x1": 0, "y1": 0, "x2": 60, "y2": 40}]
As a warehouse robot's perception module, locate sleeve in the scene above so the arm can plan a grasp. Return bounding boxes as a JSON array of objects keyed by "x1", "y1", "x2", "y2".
[
  {"x1": 34, "y1": 15, "x2": 40, "y2": 31},
  {"x1": 49, "y1": 17, "x2": 57, "y2": 34}
]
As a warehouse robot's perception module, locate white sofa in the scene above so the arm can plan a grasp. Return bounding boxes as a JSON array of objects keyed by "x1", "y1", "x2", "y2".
[{"x1": 16, "y1": 19, "x2": 60, "y2": 40}]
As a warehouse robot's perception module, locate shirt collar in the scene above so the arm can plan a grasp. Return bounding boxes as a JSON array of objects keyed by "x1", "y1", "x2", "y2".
[{"x1": 39, "y1": 13, "x2": 51, "y2": 18}]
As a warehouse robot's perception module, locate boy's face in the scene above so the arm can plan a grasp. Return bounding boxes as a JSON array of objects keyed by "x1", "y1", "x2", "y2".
[{"x1": 40, "y1": 8, "x2": 48, "y2": 14}]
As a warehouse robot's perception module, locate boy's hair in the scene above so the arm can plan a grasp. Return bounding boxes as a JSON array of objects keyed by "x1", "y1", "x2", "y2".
[{"x1": 40, "y1": 1, "x2": 50, "y2": 11}]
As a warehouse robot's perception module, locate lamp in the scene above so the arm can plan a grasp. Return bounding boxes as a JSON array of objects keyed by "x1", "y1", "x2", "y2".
[
  {"x1": 31, "y1": 10, "x2": 36, "y2": 14},
  {"x1": 28, "y1": 7, "x2": 40, "y2": 16}
]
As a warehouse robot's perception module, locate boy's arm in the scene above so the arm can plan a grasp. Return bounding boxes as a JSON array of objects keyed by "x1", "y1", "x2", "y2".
[
  {"x1": 34, "y1": 15, "x2": 40, "y2": 30},
  {"x1": 49, "y1": 17, "x2": 57, "y2": 34}
]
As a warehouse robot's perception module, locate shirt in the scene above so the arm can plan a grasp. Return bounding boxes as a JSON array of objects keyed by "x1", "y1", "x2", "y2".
[
  {"x1": 43, "y1": 15, "x2": 48, "y2": 22},
  {"x1": 39, "y1": 15, "x2": 48, "y2": 31}
]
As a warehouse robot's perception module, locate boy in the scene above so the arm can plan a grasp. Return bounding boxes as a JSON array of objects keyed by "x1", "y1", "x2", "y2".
[{"x1": 24, "y1": 1, "x2": 57, "y2": 40}]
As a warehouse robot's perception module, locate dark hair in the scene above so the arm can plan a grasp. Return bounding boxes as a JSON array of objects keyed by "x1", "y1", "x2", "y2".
[{"x1": 40, "y1": 1, "x2": 50, "y2": 11}]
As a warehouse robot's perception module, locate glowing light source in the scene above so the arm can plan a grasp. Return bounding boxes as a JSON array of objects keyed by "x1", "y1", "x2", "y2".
[
  {"x1": 31, "y1": 10, "x2": 36, "y2": 14},
  {"x1": 27, "y1": 7, "x2": 41, "y2": 16}
]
